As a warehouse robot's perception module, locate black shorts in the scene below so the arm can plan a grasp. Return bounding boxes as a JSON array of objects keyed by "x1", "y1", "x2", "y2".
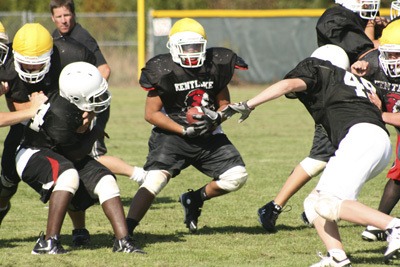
[
  {"x1": 89, "y1": 107, "x2": 110, "y2": 158},
  {"x1": 17, "y1": 147, "x2": 114, "y2": 210},
  {"x1": 308, "y1": 124, "x2": 336, "y2": 162},
  {"x1": 144, "y1": 128, "x2": 245, "y2": 179}
]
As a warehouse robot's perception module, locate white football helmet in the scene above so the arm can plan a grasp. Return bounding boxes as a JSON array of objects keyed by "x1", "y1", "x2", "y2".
[
  {"x1": 59, "y1": 62, "x2": 111, "y2": 113},
  {"x1": 12, "y1": 23, "x2": 53, "y2": 84},
  {"x1": 167, "y1": 18, "x2": 207, "y2": 68},
  {"x1": 311, "y1": 44, "x2": 350, "y2": 70},
  {"x1": 0, "y1": 22, "x2": 9, "y2": 66},
  {"x1": 391, "y1": 0, "x2": 400, "y2": 19},
  {"x1": 335, "y1": 0, "x2": 380, "y2": 19},
  {"x1": 379, "y1": 19, "x2": 400, "y2": 78}
]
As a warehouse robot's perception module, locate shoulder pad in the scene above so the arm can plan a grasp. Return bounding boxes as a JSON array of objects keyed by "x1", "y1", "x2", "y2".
[
  {"x1": 145, "y1": 53, "x2": 173, "y2": 70},
  {"x1": 141, "y1": 53, "x2": 176, "y2": 86},
  {"x1": 206, "y1": 47, "x2": 248, "y2": 69}
]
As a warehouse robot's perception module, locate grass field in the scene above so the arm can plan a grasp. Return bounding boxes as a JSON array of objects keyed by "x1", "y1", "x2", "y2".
[{"x1": 0, "y1": 85, "x2": 399, "y2": 266}]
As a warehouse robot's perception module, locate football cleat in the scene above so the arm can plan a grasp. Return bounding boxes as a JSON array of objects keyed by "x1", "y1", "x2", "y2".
[
  {"x1": 258, "y1": 201, "x2": 282, "y2": 232},
  {"x1": 310, "y1": 252, "x2": 352, "y2": 267},
  {"x1": 32, "y1": 232, "x2": 67, "y2": 255},
  {"x1": 112, "y1": 235, "x2": 146, "y2": 254},
  {"x1": 384, "y1": 226, "x2": 400, "y2": 264},
  {"x1": 179, "y1": 189, "x2": 203, "y2": 233},
  {"x1": 361, "y1": 226, "x2": 387, "y2": 242},
  {"x1": 0, "y1": 202, "x2": 10, "y2": 226},
  {"x1": 72, "y1": 228, "x2": 91, "y2": 247}
]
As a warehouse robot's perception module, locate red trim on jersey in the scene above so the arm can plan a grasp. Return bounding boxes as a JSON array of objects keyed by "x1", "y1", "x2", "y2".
[
  {"x1": 142, "y1": 86, "x2": 155, "y2": 91},
  {"x1": 387, "y1": 134, "x2": 400, "y2": 181},
  {"x1": 46, "y1": 157, "x2": 60, "y2": 183},
  {"x1": 234, "y1": 65, "x2": 248, "y2": 70}
]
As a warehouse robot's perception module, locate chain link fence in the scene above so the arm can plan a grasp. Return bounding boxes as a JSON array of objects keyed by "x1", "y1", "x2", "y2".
[{"x1": 0, "y1": 11, "x2": 138, "y2": 87}]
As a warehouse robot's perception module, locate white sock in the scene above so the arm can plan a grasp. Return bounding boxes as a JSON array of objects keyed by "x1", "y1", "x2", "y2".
[
  {"x1": 328, "y1": 249, "x2": 347, "y2": 261},
  {"x1": 366, "y1": 225, "x2": 381, "y2": 231}
]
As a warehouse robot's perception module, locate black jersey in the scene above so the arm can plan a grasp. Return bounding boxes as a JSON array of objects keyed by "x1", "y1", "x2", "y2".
[
  {"x1": 52, "y1": 23, "x2": 107, "y2": 67},
  {"x1": 139, "y1": 47, "x2": 248, "y2": 125},
  {"x1": 316, "y1": 5, "x2": 374, "y2": 64},
  {"x1": 285, "y1": 58, "x2": 387, "y2": 148},
  {"x1": 21, "y1": 92, "x2": 99, "y2": 162},
  {"x1": 54, "y1": 36, "x2": 96, "y2": 69},
  {"x1": 360, "y1": 50, "x2": 400, "y2": 121}
]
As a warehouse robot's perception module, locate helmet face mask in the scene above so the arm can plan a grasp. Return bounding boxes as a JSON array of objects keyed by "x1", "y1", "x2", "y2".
[
  {"x1": 167, "y1": 31, "x2": 207, "y2": 68},
  {"x1": 0, "y1": 41, "x2": 8, "y2": 66},
  {"x1": 0, "y1": 29, "x2": 9, "y2": 65},
  {"x1": 391, "y1": 0, "x2": 400, "y2": 20},
  {"x1": 13, "y1": 50, "x2": 52, "y2": 83},
  {"x1": 336, "y1": 0, "x2": 380, "y2": 19},
  {"x1": 87, "y1": 78, "x2": 111, "y2": 113},
  {"x1": 59, "y1": 62, "x2": 111, "y2": 113},
  {"x1": 379, "y1": 45, "x2": 400, "y2": 78}
]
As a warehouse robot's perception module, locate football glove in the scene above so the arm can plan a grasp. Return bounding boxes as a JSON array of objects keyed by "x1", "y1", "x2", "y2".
[
  {"x1": 182, "y1": 121, "x2": 209, "y2": 138},
  {"x1": 193, "y1": 107, "x2": 222, "y2": 129},
  {"x1": 228, "y1": 101, "x2": 254, "y2": 123}
]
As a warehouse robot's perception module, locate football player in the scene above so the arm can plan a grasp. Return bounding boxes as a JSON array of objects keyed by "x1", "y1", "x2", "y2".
[
  {"x1": 50, "y1": 0, "x2": 146, "y2": 244},
  {"x1": 125, "y1": 18, "x2": 248, "y2": 236},
  {"x1": 227, "y1": 44, "x2": 400, "y2": 266},
  {"x1": 256, "y1": 0, "x2": 387, "y2": 234},
  {"x1": 351, "y1": 18, "x2": 400, "y2": 242},
  {"x1": 0, "y1": 23, "x2": 119, "y2": 247},
  {"x1": 50, "y1": 0, "x2": 144, "y2": 181},
  {"x1": 0, "y1": 22, "x2": 49, "y2": 127},
  {"x1": 16, "y1": 61, "x2": 144, "y2": 254}
]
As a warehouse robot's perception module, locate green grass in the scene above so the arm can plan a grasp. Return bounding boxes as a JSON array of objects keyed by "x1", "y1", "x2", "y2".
[{"x1": 0, "y1": 86, "x2": 399, "y2": 266}]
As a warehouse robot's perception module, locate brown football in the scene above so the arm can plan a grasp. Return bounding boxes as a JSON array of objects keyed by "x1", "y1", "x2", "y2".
[{"x1": 186, "y1": 106, "x2": 204, "y2": 124}]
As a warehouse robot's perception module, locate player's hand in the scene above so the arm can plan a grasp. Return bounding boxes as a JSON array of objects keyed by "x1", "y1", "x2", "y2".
[
  {"x1": 228, "y1": 101, "x2": 254, "y2": 123},
  {"x1": 351, "y1": 60, "x2": 369, "y2": 76},
  {"x1": 0, "y1": 81, "x2": 9, "y2": 96},
  {"x1": 368, "y1": 91, "x2": 382, "y2": 111},
  {"x1": 77, "y1": 111, "x2": 95, "y2": 133},
  {"x1": 29, "y1": 92, "x2": 48, "y2": 112},
  {"x1": 182, "y1": 122, "x2": 209, "y2": 138},
  {"x1": 193, "y1": 107, "x2": 222, "y2": 129}
]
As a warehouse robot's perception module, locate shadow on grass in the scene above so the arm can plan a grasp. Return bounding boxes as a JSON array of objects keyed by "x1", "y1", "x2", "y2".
[
  {"x1": 0, "y1": 231, "x2": 186, "y2": 251},
  {"x1": 120, "y1": 196, "x2": 177, "y2": 207},
  {"x1": 349, "y1": 246, "x2": 394, "y2": 266}
]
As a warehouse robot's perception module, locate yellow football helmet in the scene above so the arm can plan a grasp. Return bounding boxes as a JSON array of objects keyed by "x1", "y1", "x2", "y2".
[
  {"x1": 12, "y1": 23, "x2": 53, "y2": 83},
  {"x1": 166, "y1": 18, "x2": 207, "y2": 68},
  {"x1": 335, "y1": 0, "x2": 380, "y2": 19},
  {"x1": 391, "y1": 0, "x2": 400, "y2": 19},
  {"x1": 0, "y1": 22, "x2": 9, "y2": 65},
  {"x1": 379, "y1": 19, "x2": 400, "y2": 78}
]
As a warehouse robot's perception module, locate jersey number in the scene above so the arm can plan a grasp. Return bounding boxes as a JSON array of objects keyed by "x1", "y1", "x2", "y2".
[
  {"x1": 29, "y1": 103, "x2": 50, "y2": 132},
  {"x1": 343, "y1": 72, "x2": 376, "y2": 98}
]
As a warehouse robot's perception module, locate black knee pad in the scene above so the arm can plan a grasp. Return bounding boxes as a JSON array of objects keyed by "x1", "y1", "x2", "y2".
[{"x1": 0, "y1": 181, "x2": 18, "y2": 198}]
